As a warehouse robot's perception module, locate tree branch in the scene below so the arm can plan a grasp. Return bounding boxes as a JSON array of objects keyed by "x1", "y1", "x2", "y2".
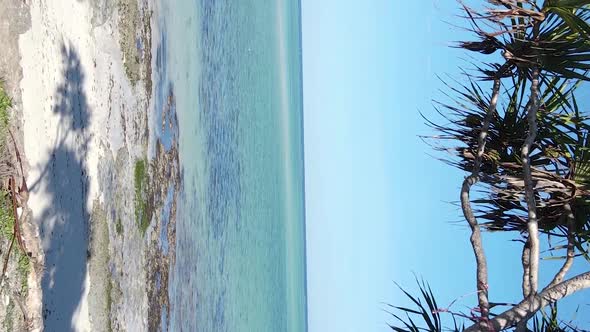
[
  {"x1": 465, "y1": 271, "x2": 590, "y2": 331},
  {"x1": 545, "y1": 203, "x2": 575, "y2": 289},
  {"x1": 516, "y1": 240, "x2": 531, "y2": 332},
  {"x1": 515, "y1": 317, "x2": 527, "y2": 331},
  {"x1": 521, "y1": 240, "x2": 531, "y2": 298},
  {"x1": 521, "y1": 65, "x2": 540, "y2": 294},
  {"x1": 460, "y1": 77, "x2": 501, "y2": 322}
]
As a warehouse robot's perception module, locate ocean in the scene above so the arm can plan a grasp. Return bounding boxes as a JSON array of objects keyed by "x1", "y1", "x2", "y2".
[{"x1": 154, "y1": 1, "x2": 307, "y2": 331}]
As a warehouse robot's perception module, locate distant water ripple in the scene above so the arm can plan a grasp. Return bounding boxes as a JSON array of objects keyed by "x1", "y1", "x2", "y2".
[{"x1": 157, "y1": 1, "x2": 307, "y2": 331}]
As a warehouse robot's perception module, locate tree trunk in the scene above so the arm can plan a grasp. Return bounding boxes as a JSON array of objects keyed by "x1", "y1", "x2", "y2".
[{"x1": 465, "y1": 272, "x2": 590, "y2": 332}]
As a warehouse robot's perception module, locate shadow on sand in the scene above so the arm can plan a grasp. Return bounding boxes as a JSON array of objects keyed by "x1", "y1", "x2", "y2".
[{"x1": 29, "y1": 44, "x2": 91, "y2": 332}]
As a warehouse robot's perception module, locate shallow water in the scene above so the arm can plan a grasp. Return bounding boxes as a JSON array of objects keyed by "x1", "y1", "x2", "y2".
[{"x1": 154, "y1": 1, "x2": 307, "y2": 331}]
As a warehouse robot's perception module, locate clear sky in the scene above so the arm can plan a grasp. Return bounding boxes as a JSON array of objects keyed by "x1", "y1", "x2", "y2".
[{"x1": 302, "y1": 1, "x2": 590, "y2": 331}]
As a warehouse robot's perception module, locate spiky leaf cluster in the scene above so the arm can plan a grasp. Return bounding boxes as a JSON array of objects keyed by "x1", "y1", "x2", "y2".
[{"x1": 426, "y1": 1, "x2": 590, "y2": 258}]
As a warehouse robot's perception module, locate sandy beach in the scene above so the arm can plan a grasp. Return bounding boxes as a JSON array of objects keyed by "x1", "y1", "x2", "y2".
[{"x1": 11, "y1": 0, "x2": 177, "y2": 330}]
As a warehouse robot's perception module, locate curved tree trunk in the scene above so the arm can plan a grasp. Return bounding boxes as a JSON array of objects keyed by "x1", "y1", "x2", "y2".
[
  {"x1": 465, "y1": 272, "x2": 590, "y2": 332},
  {"x1": 461, "y1": 77, "x2": 501, "y2": 322}
]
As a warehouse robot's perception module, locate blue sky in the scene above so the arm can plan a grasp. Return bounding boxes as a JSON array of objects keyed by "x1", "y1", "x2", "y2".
[{"x1": 302, "y1": 1, "x2": 590, "y2": 331}]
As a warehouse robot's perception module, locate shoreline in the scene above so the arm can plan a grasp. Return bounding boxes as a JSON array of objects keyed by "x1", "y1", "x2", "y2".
[{"x1": 10, "y1": 0, "x2": 179, "y2": 330}]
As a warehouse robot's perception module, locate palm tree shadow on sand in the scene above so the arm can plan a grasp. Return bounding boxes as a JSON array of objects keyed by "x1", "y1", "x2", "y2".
[{"x1": 29, "y1": 43, "x2": 91, "y2": 332}]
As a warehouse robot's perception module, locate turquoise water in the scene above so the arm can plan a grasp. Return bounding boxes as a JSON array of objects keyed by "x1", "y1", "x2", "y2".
[{"x1": 155, "y1": 1, "x2": 307, "y2": 331}]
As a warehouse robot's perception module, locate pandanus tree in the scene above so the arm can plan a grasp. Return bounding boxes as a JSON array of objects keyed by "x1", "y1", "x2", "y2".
[{"x1": 389, "y1": 1, "x2": 590, "y2": 331}]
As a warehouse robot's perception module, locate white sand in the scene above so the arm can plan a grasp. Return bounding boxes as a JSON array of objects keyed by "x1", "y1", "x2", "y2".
[{"x1": 18, "y1": 0, "x2": 141, "y2": 330}]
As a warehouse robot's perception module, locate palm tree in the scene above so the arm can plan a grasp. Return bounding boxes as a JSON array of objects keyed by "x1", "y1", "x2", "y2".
[{"x1": 390, "y1": 1, "x2": 590, "y2": 331}]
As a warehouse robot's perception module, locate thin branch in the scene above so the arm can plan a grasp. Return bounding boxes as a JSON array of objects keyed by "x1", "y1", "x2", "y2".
[
  {"x1": 465, "y1": 271, "x2": 590, "y2": 331},
  {"x1": 461, "y1": 76, "x2": 502, "y2": 323},
  {"x1": 521, "y1": 64, "x2": 540, "y2": 295},
  {"x1": 9, "y1": 177, "x2": 25, "y2": 253},
  {"x1": 7, "y1": 128, "x2": 25, "y2": 180},
  {"x1": 545, "y1": 203, "x2": 575, "y2": 289}
]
